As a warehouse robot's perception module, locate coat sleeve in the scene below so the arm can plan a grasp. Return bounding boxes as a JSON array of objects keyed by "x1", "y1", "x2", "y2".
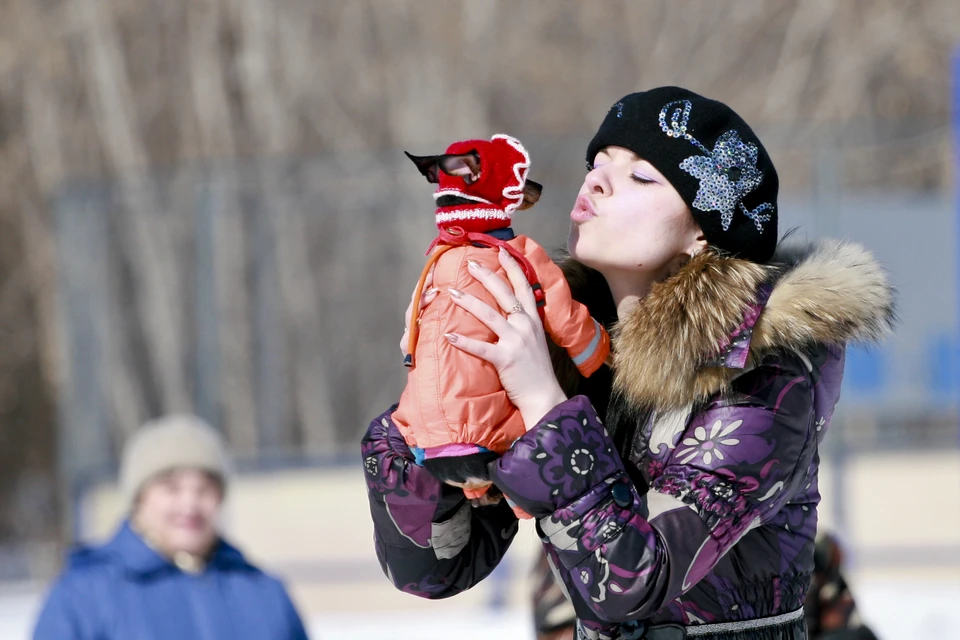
[
  {"x1": 489, "y1": 351, "x2": 817, "y2": 625},
  {"x1": 524, "y1": 241, "x2": 609, "y2": 377},
  {"x1": 361, "y1": 405, "x2": 519, "y2": 599},
  {"x1": 32, "y1": 576, "x2": 95, "y2": 640}
]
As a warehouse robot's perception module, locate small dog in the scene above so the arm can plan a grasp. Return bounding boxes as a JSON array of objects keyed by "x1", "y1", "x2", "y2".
[{"x1": 392, "y1": 134, "x2": 610, "y2": 514}]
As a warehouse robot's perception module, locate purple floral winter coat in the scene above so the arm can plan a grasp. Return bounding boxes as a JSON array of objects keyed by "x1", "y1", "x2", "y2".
[{"x1": 362, "y1": 241, "x2": 894, "y2": 640}]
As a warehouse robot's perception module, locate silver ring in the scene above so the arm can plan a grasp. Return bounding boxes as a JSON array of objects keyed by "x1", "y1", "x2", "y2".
[{"x1": 506, "y1": 302, "x2": 524, "y2": 315}]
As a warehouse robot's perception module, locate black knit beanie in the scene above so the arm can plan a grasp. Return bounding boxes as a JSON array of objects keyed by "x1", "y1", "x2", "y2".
[{"x1": 586, "y1": 87, "x2": 778, "y2": 263}]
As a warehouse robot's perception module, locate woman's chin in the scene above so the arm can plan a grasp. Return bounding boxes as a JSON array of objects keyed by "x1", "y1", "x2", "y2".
[
  {"x1": 168, "y1": 528, "x2": 217, "y2": 555},
  {"x1": 566, "y1": 235, "x2": 594, "y2": 268}
]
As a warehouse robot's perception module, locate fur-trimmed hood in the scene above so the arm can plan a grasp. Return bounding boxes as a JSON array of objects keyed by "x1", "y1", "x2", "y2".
[{"x1": 561, "y1": 239, "x2": 896, "y2": 412}]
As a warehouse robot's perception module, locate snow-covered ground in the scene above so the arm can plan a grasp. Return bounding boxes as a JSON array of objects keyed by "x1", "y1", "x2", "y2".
[
  {"x1": 854, "y1": 580, "x2": 960, "y2": 640},
  {"x1": 4, "y1": 580, "x2": 960, "y2": 640}
]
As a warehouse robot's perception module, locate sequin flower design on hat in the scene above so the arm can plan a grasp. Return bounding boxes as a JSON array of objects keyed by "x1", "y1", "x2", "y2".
[{"x1": 660, "y1": 101, "x2": 774, "y2": 233}]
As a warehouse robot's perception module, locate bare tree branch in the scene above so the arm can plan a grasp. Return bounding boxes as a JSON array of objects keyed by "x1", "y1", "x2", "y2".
[{"x1": 78, "y1": 0, "x2": 189, "y2": 420}]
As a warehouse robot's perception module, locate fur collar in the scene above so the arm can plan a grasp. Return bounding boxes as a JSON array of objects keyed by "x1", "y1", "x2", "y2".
[{"x1": 561, "y1": 240, "x2": 896, "y2": 412}]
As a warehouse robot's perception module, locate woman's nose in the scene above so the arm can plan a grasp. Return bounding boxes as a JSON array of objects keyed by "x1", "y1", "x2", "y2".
[
  {"x1": 179, "y1": 492, "x2": 202, "y2": 511},
  {"x1": 584, "y1": 167, "x2": 608, "y2": 195}
]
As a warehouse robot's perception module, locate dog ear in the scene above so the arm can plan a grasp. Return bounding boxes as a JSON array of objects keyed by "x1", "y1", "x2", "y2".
[
  {"x1": 437, "y1": 151, "x2": 481, "y2": 184},
  {"x1": 405, "y1": 151, "x2": 444, "y2": 183},
  {"x1": 517, "y1": 179, "x2": 543, "y2": 210}
]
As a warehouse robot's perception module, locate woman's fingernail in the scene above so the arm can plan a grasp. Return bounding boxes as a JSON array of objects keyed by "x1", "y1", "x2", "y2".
[
  {"x1": 467, "y1": 259, "x2": 481, "y2": 270},
  {"x1": 427, "y1": 287, "x2": 440, "y2": 296},
  {"x1": 448, "y1": 288, "x2": 463, "y2": 299},
  {"x1": 445, "y1": 333, "x2": 459, "y2": 343}
]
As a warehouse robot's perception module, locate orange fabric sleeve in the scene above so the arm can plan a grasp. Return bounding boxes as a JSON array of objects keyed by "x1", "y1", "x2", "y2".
[{"x1": 515, "y1": 237, "x2": 610, "y2": 377}]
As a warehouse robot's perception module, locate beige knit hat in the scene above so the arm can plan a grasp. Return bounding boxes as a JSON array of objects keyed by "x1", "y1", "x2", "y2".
[{"x1": 119, "y1": 414, "x2": 230, "y2": 510}]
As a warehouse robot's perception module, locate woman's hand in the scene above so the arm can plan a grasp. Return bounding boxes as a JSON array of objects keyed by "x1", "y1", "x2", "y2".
[
  {"x1": 445, "y1": 248, "x2": 567, "y2": 430},
  {"x1": 400, "y1": 265, "x2": 438, "y2": 357}
]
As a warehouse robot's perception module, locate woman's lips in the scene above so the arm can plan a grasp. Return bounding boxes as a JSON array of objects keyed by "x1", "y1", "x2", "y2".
[
  {"x1": 173, "y1": 516, "x2": 206, "y2": 530},
  {"x1": 570, "y1": 195, "x2": 597, "y2": 223}
]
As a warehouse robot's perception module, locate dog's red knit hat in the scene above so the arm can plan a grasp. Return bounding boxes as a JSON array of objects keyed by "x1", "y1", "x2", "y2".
[{"x1": 434, "y1": 134, "x2": 530, "y2": 234}]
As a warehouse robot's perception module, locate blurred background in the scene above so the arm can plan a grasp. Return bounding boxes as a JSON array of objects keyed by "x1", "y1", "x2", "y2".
[{"x1": 0, "y1": 0, "x2": 958, "y2": 638}]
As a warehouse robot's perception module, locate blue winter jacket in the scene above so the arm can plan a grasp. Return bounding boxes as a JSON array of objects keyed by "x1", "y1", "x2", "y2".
[{"x1": 33, "y1": 521, "x2": 309, "y2": 640}]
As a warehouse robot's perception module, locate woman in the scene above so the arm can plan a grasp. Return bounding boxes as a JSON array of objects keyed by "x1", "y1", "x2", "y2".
[
  {"x1": 34, "y1": 414, "x2": 309, "y2": 640},
  {"x1": 362, "y1": 87, "x2": 894, "y2": 639}
]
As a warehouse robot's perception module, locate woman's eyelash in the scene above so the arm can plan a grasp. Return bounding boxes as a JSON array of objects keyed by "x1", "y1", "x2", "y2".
[{"x1": 585, "y1": 163, "x2": 652, "y2": 184}]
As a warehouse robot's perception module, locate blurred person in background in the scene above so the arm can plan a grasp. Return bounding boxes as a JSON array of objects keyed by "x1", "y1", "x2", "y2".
[
  {"x1": 804, "y1": 533, "x2": 879, "y2": 640},
  {"x1": 361, "y1": 86, "x2": 895, "y2": 639},
  {"x1": 33, "y1": 414, "x2": 309, "y2": 640}
]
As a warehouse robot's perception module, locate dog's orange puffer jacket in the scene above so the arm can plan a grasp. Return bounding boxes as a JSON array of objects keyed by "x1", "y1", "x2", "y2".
[{"x1": 392, "y1": 233, "x2": 609, "y2": 458}]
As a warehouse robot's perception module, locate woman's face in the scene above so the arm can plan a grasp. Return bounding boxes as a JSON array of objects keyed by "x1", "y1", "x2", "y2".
[
  {"x1": 567, "y1": 146, "x2": 704, "y2": 280},
  {"x1": 134, "y1": 468, "x2": 223, "y2": 557}
]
